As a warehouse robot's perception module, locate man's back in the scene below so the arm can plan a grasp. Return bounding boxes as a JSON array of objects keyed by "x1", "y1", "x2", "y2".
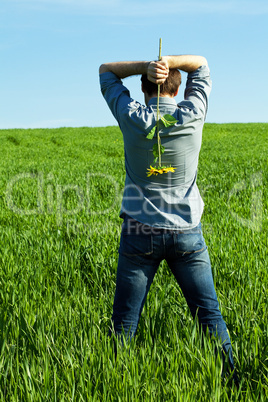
[{"x1": 100, "y1": 64, "x2": 211, "y2": 228}]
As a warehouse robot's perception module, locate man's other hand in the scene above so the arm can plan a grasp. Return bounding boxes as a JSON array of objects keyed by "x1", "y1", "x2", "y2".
[{"x1": 147, "y1": 60, "x2": 169, "y2": 85}]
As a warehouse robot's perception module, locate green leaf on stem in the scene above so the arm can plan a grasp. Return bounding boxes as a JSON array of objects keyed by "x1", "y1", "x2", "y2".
[
  {"x1": 146, "y1": 126, "x2": 156, "y2": 139},
  {"x1": 160, "y1": 114, "x2": 178, "y2": 127},
  {"x1": 146, "y1": 115, "x2": 177, "y2": 140}
]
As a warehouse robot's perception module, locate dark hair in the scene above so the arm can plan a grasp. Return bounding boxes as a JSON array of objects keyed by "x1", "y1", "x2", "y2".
[{"x1": 141, "y1": 69, "x2": 182, "y2": 97}]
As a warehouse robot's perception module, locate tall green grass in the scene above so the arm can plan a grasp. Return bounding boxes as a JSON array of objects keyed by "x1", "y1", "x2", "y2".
[{"x1": 0, "y1": 124, "x2": 267, "y2": 401}]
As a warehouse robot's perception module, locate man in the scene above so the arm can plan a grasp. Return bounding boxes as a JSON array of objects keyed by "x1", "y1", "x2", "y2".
[{"x1": 99, "y1": 54, "x2": 237, "y2": 381}]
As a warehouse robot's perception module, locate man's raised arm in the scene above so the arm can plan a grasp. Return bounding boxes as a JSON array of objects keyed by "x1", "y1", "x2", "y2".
[
  {"x1": 162, "y1": 55, "x2": 208, "y2": 72},
  {"x1": 146, "y1": 55, "x2": 208, "y2": 83},
  {"x1": 99, "y1": 61, "x2": 149, "y2": 78},
  {"x1": 99, "y1": 60, "x2": 169, "y2": 81},
  {"x1": 99, "y1": 55, "x2": 208, "y2": 84}
]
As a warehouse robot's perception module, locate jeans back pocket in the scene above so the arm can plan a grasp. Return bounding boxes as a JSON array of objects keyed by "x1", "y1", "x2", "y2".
[
  {"x1": 119, "y1": 231, "x2": 153, "y2": 257},
  {"x1": 173, "y1": 226, "x2": 206, "y2": 256}
]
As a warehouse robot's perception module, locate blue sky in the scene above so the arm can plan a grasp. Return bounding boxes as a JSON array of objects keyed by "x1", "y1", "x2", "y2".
[{"x1": 1, "y1": 0, "x2": 268, "y2": 129}]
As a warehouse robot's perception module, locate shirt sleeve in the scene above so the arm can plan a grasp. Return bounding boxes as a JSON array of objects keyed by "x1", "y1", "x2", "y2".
[
  {"x1": 99, "y1": 72, "x2": 134, "y2": 125},
  {"x1": 180, "y1": 65, "x2": 212, "y2": 118}
]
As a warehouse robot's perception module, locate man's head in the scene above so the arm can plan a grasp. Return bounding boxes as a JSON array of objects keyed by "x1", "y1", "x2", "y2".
[{"x1": 141, "y1": 69, "x2": 181, "y2": 102}]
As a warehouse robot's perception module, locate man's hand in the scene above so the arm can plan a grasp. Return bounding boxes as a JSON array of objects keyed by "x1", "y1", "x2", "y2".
[{"x1": 147, "y1": 60, "x2": 169, "y2": 85}]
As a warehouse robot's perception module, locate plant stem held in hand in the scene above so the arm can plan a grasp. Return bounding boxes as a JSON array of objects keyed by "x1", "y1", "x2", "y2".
[
  {"x1": 146, "y1": 38, "x2": 178, "y2": 177},
  {"x1": 157, "y1": 38, "x2": 162, "y2": 166}
]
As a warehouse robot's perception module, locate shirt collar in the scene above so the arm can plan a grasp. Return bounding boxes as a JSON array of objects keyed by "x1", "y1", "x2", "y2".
[{"x1": 148, "y1": 97, "x2": 177, "y2": 107}]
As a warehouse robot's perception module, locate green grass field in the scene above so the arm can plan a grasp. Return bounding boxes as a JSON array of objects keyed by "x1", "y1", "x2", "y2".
[{"x1": 0, "y1": 123, "x2": 267, "y2": 401}]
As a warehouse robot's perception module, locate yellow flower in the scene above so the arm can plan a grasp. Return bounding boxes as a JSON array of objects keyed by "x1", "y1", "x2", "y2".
[
  {"x1": 147, "y1": 165, "x2": 176, "y2": 177},
  {"x1": 147, "y1": 166, "x2": 158, "y2": 177},
  {"x1": 162, "y1": 166, "x2": 176, "y2": 173}
]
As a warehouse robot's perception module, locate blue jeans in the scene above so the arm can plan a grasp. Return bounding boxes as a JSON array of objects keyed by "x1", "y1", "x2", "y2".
[{"x1": 112, "y1": 215, "x2": 235, "y2": 372}]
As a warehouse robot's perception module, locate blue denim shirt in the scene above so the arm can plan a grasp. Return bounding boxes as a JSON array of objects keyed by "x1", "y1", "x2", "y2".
[{"x1": 100, "y1": 65, "x2": 212, "y2": 229}]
